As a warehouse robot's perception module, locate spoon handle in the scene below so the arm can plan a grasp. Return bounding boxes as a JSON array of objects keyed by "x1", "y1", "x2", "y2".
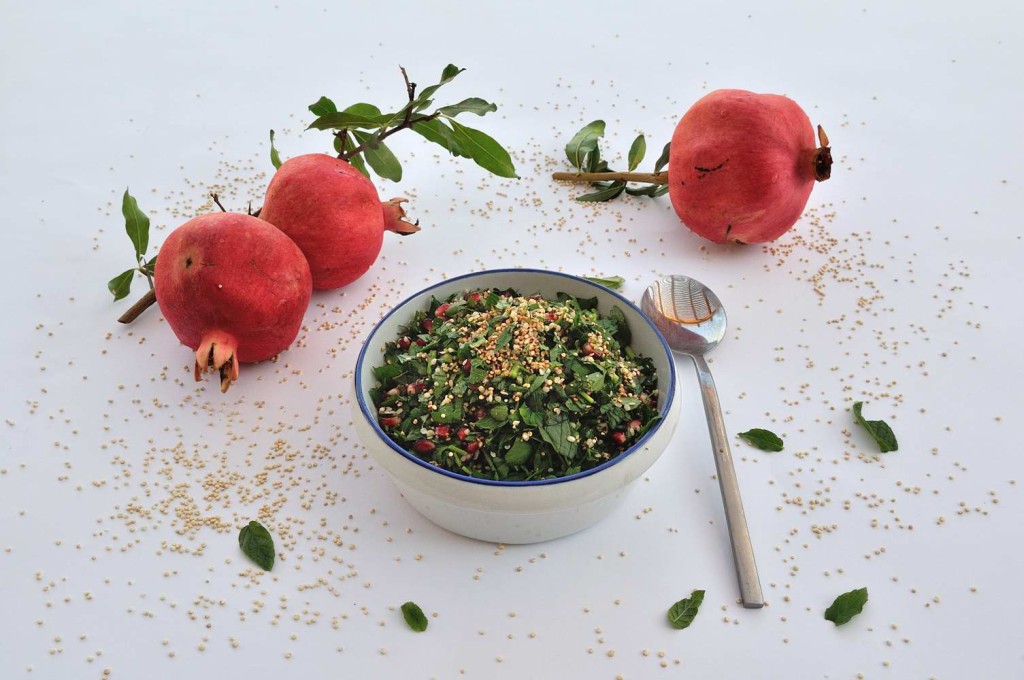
[{"x1": 690, "y1": 354, "x2": 764, "y2": 609}]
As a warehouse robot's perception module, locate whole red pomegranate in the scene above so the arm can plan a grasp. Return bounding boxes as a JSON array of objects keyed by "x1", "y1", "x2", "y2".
[
  {"x1": 154, "y1": 212, "x2": 312, "y2": 392},
  {"x1": 667, "y1": 89, "x2": 832, "y2": 244},
  {"x1": 259, "y1": 154, "x2": 419, "y2": 290}
]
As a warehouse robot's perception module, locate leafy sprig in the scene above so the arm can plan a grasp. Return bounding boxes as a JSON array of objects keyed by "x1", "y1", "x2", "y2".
[
  {"x1": 301, "y1": 64, "x2": 518, "y2": 181},
  {"x1": 108, "y1": 189, "x2": 159, "y2": 323},
  {"x1": 553, "y1": 120, "x2": 670, "y2": 202}
]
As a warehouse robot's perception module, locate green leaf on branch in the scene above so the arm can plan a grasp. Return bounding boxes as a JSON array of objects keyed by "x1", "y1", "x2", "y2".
[
  {"x1": 852, "y1": 402, "x2": 898, "y2": 453},
  {"x1": 144, "y1": 254, "x2": 158, "y2": 276},
  {"x1": 654, "y1": 142, "x2": 671, "y2": 173},
  {"x1": 108, "y1": 269, "x2": 134, "y2": 301},
  {"x1": 307, "y1": 111, "x2": 389, "y2": 131},
  {"x1": 121, "y1": 188, "x2": 150, "y2": 260},
  {"x1": 413, "y1": 63, "x2": 465, "y2": 110},
  {"x1": 625, "y1": 184, "x2": 668, "y2": 198},
  {"x1": 627, "y1": 134, "x2": 646, "y2": 171},
  {"x1": 437, "y1": 97, "x2": 497, "y2": 118},
  {"x1": 308, "y1": 96, "x2": 338, "y2": 116},
  {"x1": 347, "y1": 147, "x2": 370, "y2": 178},
  {"x1": 411, "y1": 119, "x2": 463, "y2": 156},
  {"x1": 353, "y1": 130, "x2": 402, "y2": 182},
  {"x1": 576, "y1": 181, "x2": 625, "y2": 202},
  {"x1": 269, "y1": 129, "x2": 282, "y2": 169},
  {"x1": 565, "y1": 120, "x2": 605, "y2": 169},
  {"x1": 448, "y1": 120, "x2": 518, "y2": 178}
]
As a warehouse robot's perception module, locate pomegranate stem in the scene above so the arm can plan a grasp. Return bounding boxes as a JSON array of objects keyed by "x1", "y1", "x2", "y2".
[{"x1": 117, "y1": 289, "x2": 156, "y2": 324}]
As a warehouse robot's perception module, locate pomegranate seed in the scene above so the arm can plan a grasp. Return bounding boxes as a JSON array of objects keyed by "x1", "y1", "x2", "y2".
[
  {"x1": 465, "y1": 292, "x2": 482, "y2": 304},
  {"x1": 473, "y1": 407, "x2": 488, "y2": 421},
  {"x1": 422, "y1": 318, "x2": 434, "y2": 332},
  {"x1": 610, "y1": 431, "x2": 627, "y2": 446},
  {"x1": 397, "y1": 336, "x2": 411, "y2": 350},
  {"x1": 628, "y1": 419, "x2": 643, "y2": 432},
  {"x1": 379, "y1": 415, "x2": 401, "y2": 428},
  {"x1": 414, "y1": 338, "x2": 426, "y2": 346},
  {"x1": 546, "y1": 312, "x2": 559, "y2": 321},
  {"x1": 456, "y1": 427, "x2": 471, "y2": 441},
  {"x1": 413, "y1": 439, "x2": 436, "y2": 454},
  {"x1": 406, "y1": 380, "x2": 426, "y2": 395},
  {"x1": 462, "y1": 359, "x2": 473, "y2": 375},
  {"x1": 434, "y1": 303, "x2": 451, "y2": 318},
  {"x1": 466, "y1": 440, "x2": 480, "y2": 454},
  {"x1": 434, "y1": 425, "x2": 452, "y2": 439},
  {"x1": 581, "y1": 342, "x2": 597, "y2": 357}
]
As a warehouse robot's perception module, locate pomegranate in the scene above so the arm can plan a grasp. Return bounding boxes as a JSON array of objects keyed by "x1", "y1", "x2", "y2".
[
  {"x1": 668, "y1": 89, "x2": 832, "y2": 244},
  {"x1": 259, "y1": 154, "x2": 419, "y2": 290},
  {"x1": 154, "y1": 212, "x2": 312, "y2": 392}
]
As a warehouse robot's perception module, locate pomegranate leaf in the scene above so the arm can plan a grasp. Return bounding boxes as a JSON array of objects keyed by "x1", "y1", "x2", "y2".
[
  {"x1": 308, "y1": 96, "x2": 338, "y2": 116},
  {"x1": 625, "y1": 184, "x2": 667, "y2": 198},
  {"x1": 654, "y1": 142, "x2": 671, "y2": 174},
  {"x1": 413, "y1": 63, "x2": 465, "y2": 111},
  {"x1": 667, "y1": 590, "x2": 705, "y2": 630},
  {"x1": 411, "y1": 119, "x2": 463, "y2": 157},
  {"x1": 565, "y1": 120, "x2": 605, "y2": 169},
  {"x1": 307, "y1": 110, "x2": 389, "y2": 131},
  {"x1": 269, "y1": 129, "x2": 282, "y2": 169},
  {"x1": 577, "y1": 181, "x2": 625, "y2": 202},
  {"x1": 436, "y1": 97, "x2": 496, "y2": 118},
  {"x1": 353, "y1": 131, "x2": 402, "y2": 182},
  {"x1": 400, "y1": 601, "x2": 429, "y2": 632},
  {"x1": 447, "y1": 120, "x2": 518, "y2": 178},
  {"x1": 121, "y1": 188, "x2": 150, "y2": 260},
  {"x1": 108, "y1": 269, "x2": 135, "y2": 301},
  {"x1": 853, "y1": 402, "x2": 898, "y2": 453},
  {"x1": 627, "y1": 134, "x2": 646, "y2": 172}
]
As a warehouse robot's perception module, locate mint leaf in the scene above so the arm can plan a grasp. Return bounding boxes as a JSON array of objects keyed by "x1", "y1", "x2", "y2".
[
  {"x1": 495, "y1": 326, "x2": 513, "y2": 349},
  {"x1": 489, "y1": 404, "x2": 509, "y2": 422},
  {"x1": 654, "y1": 142, "x2": 671, "y2": 173},
  {"x1": 738, "y1": 428, "x2": 784, "y2": 452},
  {"x1": 607, "y1": 306, "x2": 631, "y2": 346},
  {"x1": 108, "y1": 269, "x2": 134, "y2": 301},
  {"x1": 447, "y1": 120, "x2": 518, "y2": 178},
  {"x1": 238, "y1": 520, "x2": 275, "y2": 571},
  {"x1": 852, "y1": 402, "x2": 898, "y2": 453},
  {"x1": 627, "y1": 134, "x2": 646, "y2": 172},
  {"x1": 436, "y1": 97, "x2": 497, "y2": 118},
  {"x1": 269, "y1": 129, "x2": 282, "y2": 169},
  {"x1": 539, "y1": 418, "x2": 578, "y2": 459},
  {"x1": 121, "y1": 188, "x2": 150, "y2": 260},
  {"x1": 565, "y1": 120, "x2": 605, "y2": 169},
  {"x1": 400, "y1": 601, "x2": 428, "y2": 632},
  {"x1": 667, "y1": 589, "x2": 705, "y2": 629},
  {"x1": 353, "y1": 131, "x2": 402, "y2": 182},
  {"x1": 582, "y1": 275, "x2": 624, "y2": 291},
  {"x1": 308, "y1": 96, "x2": 338, "y2": 116},
  {"x1": 825, "y1": 587, "x2": 868, "y2": 625},
  {"x1": 504, "y1": 439, "x2": 532, "y2": 466}
]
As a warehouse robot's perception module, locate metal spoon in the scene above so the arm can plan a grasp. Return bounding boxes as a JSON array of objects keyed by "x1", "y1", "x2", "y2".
[{"x1": 642, "y1": 275, "x2": 764, "y2": 609}]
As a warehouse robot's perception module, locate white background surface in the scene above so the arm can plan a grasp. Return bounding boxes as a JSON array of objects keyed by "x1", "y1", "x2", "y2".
[{"x1": 3, "y1": 1, "x2": 1023, "y2": 678}]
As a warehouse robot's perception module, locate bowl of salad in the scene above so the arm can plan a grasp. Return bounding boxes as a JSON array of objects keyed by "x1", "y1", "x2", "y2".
[{"x1": 353, "y1": 269, "x2": 680, "y2": 543}]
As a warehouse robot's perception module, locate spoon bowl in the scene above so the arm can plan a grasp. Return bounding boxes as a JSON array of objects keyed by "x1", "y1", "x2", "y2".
[{"x1": 642, "y1": 275, "x2": 764, "y2": 609}]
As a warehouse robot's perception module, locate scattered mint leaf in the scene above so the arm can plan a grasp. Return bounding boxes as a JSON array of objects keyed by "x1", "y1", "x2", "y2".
[
  {"x1": 400, "y1": 601, "x2": 429, "y2": 632},
  {"x1": 667, "y1": 590, "x2": 705, "y2": 629},
  {"x1": 269, "y1": 129, "x2": 282, "y2": 170},
  {"x1": 436, "y1": 97, "x2": 497, "y2": 117},
  {"x1": 121, "y1": 188, "x2": 150, "y2": 260},
  {"x1": 582, "y1": 275, "x2": 625, "y2": 291},
  {"x1": 565, "y1": 120, "x2": 605, "y2": 169},
  {"x1": 654, "y1": 142, "x2": 671, "y2": 174},
  {"x1": 627, "y1": 134, "x2": 646, "y2": 172},
  {"x1": 824, "y1": 587, "x2": 868, "y2": 625},
  {"x1": 108, "y1": 269, "x2": 134, "y2": 301},
  {"x1": 238, "y1": 520, "x2": 275, "y2": 571},
  {"x1": 447, "y1": 120, "x2": 519, "y2": 178},
  {"x1": 353, "y1": 131, "x2": 402, "y2": 182},
  {"x1": 308, "y1": 96, "x2": 338, "y2": 116},
  {"x1": 852, "y1": 402, "x2": 898, "y2": 453},
  {"x1": 738, "y1": 428, "x2": 784, "y2": 452}
]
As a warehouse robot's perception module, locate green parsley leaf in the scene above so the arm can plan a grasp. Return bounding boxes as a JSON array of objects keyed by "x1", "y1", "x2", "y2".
[
  {"x1": 400, "y1": 601, "x2": 429, "y2": 632},
  {"x1": 824, "y1": 587, "x2": 868, "y2": 625},
  {"x1": 852, "y1": 402, "x2": 898, "y2": 452},
  {"x1": 238, "y1": 520, "x2": 275, "y2": 571},
  {"x1": 738, "y1": 428, "x2": 784, "y2": 452},
  {"x1": 667, "y1": 589, "x2": 705, "y2": 629}
]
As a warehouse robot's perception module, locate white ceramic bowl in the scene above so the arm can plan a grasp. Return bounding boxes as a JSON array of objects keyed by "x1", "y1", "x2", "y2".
[{"x1": 353, "y1": 269, "x2": 680, "y2": 544}]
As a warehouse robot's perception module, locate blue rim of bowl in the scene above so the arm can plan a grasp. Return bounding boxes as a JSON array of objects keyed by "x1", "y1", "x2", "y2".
[{"x1": 355, "y1": 268, "x2": 677, "y2": 487}]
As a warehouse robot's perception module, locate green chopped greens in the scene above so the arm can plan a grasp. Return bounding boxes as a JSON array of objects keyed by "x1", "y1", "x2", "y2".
[{"x1": 369, "y1": 288, "x2": 660, "y2": 481}]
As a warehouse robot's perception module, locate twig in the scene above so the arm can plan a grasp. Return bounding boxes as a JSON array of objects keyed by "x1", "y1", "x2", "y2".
[
  {"x1": 211, "y1": 193, "x2": 227, "y2": 212},
  {"x1": 551, "y1": 171, "x2": 668, "y2": 185},
  {"x1": 118, "y1": 289, "x2": 157, "y2": 324},
  {"x1": 338, "y1": 66, "x2": 439, "y2": 161}
]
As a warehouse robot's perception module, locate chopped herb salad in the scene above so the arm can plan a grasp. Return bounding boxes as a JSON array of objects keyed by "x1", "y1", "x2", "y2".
[{"x1": 369, "y1": 288, "x2": 660, "y2": 481}]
